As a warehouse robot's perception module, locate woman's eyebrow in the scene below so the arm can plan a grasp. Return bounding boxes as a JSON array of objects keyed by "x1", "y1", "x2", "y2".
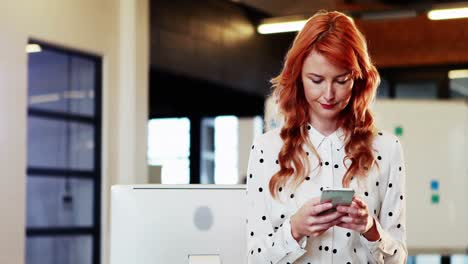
[{"x1": 306, "y1": 72, "x2": 350, "y2": 78}]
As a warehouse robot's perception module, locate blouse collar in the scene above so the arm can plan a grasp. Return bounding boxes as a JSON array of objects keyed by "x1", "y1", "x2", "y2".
[{"x1": 306, "y1": 123, "x2": 346, "y2": 150}]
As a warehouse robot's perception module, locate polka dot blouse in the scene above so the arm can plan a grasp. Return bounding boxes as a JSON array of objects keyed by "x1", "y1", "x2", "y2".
[{"x1": 246, "y1": 125, "x2": 407, "y2": 264}]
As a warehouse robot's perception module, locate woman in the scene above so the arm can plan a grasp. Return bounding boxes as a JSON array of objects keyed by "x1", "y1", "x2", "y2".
[{"x1": 246, "y1": 10, "x2": 406, "y2": 263}]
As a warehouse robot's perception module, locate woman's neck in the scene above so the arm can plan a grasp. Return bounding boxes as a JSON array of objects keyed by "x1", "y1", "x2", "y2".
[{"x1": 309, "y1": 118, "x2": 339, "y2": 137}]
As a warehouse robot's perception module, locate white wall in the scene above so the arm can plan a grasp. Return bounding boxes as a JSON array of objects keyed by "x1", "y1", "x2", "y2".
[
  {"x1": 373, "y1": 100, "x2": 468, "y2": 254},
  {"x1": 0, "y1": 0, "x2": 149, "y2": 263}
]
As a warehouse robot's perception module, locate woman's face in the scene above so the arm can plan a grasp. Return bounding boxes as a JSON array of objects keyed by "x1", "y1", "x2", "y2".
[{"x1": 301, "y1": 50, "x2": 354, "y2": 124}]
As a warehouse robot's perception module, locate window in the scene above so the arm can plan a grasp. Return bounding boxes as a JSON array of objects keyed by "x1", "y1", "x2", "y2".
[
  {"x1": 148, "y1": 116, "x2": 263, "y2": 185},
  {"x1": 214, "y1": 116, "x2": 238, "y2": 184},
  {"x1": 26, "y1": 41, "x2": 101, "y2": 264},
  {"x1": 451, "y1": 255, "x2": 468, "y2": 264},
  {"x1": 449, "y1": 70, "x2": 468, "y2": 98},
  {"x1": 395, "y1": 81, "x2": 438, "y2": 99},
  {"x1": 201, "y1": 115, "x2": 263, "y2": 184},
  {"x1": 376, "y1": 78, "x2": 391, "y2": 98},
  {"x1": 379, "y1": 66, "x2": 468, "y2": 100},
  {"x1": 148, "y1": 118, "x2": 190, "y2": 184}
]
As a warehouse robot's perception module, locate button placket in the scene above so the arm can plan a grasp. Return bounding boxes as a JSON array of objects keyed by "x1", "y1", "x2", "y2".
[
  {"x1": 331, "y1": 139, "x2": 341, "y2": 189},
  {"x1": 317, "y1": 138, "x2": 334, "y2": 263},
  {"x1": 328, "y1": 138, "x2": 336, "y2": 263},
  {"x1": 326, "y1": 139, "x2": 334, "y2": 188}
]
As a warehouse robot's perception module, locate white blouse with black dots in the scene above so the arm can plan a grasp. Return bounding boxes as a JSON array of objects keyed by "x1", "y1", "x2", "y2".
[{"x1": 246, "y1": 125, "x2": 407, "y2": 264}]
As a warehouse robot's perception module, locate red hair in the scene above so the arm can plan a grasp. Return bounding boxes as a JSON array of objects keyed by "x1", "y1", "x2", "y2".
[{"x1": 269, "y1": 10, "x2": 380, "y2": 200}]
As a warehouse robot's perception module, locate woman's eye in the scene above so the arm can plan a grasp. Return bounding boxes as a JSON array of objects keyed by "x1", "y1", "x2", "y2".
[
  {"x1": 336, "y1": 79, "x2": 348, "y2": 85},
  {"x1": 312, "y1": 79, "x2": 322, "y2": 84}
]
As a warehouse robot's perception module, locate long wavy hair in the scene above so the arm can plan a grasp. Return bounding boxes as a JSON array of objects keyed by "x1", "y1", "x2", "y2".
[{"x1": 269, "y1": 10, "x2": 380, "y2": 200}]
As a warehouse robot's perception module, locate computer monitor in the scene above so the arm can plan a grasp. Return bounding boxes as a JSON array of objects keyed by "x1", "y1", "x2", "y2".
[{"x1": 110, "y1": 184, "x2": 247, "y2": 264}]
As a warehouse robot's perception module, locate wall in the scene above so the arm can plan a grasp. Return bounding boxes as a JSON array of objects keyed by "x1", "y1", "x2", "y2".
[
  {"x1": 373, "y1": 100, "x2": 468, "y2": 254},
  {"x1": 357, "y1": 15, "x2": 468, "y2": 67},
  {"x1": 151, "y1": 0, "x2": 292, "y2": 97},
  {"x1": 0, "y1": 0, "x2": 149, "y2": 263}
]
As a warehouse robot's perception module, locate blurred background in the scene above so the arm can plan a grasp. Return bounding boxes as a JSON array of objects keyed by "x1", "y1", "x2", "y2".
[{"x1": 0, "y1": 0, "x2": 467, "y2": 263}]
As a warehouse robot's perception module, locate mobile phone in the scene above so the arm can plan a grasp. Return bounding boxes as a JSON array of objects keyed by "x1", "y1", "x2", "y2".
[{"x1": 319, "y1": 188, "x2": 355, "y2": 215}]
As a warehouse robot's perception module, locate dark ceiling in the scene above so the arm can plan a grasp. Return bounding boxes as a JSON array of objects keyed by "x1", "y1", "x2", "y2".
[{"x1": 232, "y1": 0, "x2": 468, "y2": 17}]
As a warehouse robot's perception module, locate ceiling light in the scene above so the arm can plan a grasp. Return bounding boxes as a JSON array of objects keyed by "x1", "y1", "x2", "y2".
[
  {"x1": 428, "y1": 7, "x2": 468, "y2": 20},
  {"x1": 449, "y1": 69, "x2": 468, "y2": 79},
  {"x1": 26, "y1": 44, "x2": 42, "y2": 53},
  {"x1": 258, "y1": 17, "x2": 308, "y2": 34}
]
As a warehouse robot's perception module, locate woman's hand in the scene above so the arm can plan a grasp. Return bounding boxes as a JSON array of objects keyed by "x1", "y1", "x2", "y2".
[
  {"x1": 290, "y1": 197, "x2": 345, "y2": 242},
  {"x1": 336, "y1": 196, "x2": 379, "y2": 240}
]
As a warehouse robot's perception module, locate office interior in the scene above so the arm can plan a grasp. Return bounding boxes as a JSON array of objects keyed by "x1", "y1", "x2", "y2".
[{"x1": 0, "y1": 0, "x2": 467, "y2": 263}]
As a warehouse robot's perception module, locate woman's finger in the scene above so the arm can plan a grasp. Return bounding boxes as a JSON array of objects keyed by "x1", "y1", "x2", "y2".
[
  {"x1": 352, "y1": 208, "x2": 368, "y2": 218},
  {"x1": 309, "y1": 202, "x2": 333, "y2": 216},
  {"x1": 336, "y1": 205, "x2": 358, "y2": 214},
  {"x1": 308, "y1": 219, "x2": 339, "y2": 233},
  {"x1": 337, "y1": 205, "x2": 368, "y2": 218},
  {"x1": 336, "y1": 199, "x2": 362, "y2": 212},
  {"x1": 353, "y1": 197, "x2": 368, "y2": 209},
  {"x1": 312, "y1": 211, "x2": 345, "y2": 224},
  {"x1": 340, "y1": 216, "x2": 366, "y2": 224}
]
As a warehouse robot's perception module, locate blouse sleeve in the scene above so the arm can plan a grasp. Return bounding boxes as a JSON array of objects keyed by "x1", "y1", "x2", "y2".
[
  {"x1": 360, "y1": 138, "x2": 407, "y2": 263},
  {"x1": 246, "y1": 138, "x2": 308, "y2": 264}
]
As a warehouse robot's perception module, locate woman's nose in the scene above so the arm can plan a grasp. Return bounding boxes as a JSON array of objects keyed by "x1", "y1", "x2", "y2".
[{"x1": 324, "y1": 84, "x2": 335, "y2": 101}]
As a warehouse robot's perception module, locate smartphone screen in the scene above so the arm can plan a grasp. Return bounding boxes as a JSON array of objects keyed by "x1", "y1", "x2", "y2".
[
  {"x1": 320, "y1": 189, "x2": 355, "y2": 207},
  {"x1": 318, "y1": 188, "x2": 355, "y2": 215}
]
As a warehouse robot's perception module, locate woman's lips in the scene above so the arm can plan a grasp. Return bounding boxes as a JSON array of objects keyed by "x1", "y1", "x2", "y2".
[{"x1": 320, "y1": 103, "x2": 336, "y2": 110}]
